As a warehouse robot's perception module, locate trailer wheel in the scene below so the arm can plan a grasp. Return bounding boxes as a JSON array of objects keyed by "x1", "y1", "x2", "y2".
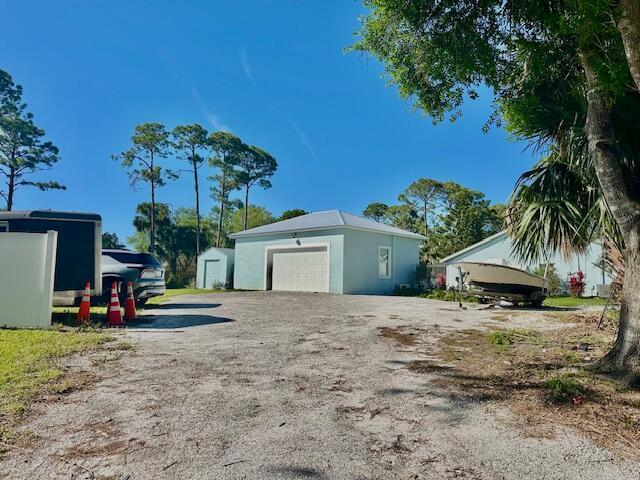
[{"x1": 530, "y1": 291, "x2": 544, "y2": 308}]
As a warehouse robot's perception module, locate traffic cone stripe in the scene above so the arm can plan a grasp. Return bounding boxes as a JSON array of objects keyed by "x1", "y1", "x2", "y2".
[
  {"x1": 76, "y1": 282, "x2": 91, "y2": 324},
  {"x1": 106, "y1": 281, "x2": 124, "y2": 327},
  {"x1": 124, "y1": 281, "x2": 137, "y2": 321}
]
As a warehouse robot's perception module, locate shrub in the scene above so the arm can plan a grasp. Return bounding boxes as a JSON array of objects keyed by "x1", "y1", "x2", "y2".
[
  {"x1": 434, "y1": 272, "x2": 447, "y2": 290},
  {"x1": 533, "y1": 263, "x2": 562, "y2": 295},
  {"x1": 542, "y1": 375, "x2": 584, "y2": 404},
  {"x1": 568, "y1": 271, "x2": 585, "y2": 297},
  {"x1": 423, "y1": 288, "x2": 477, "y2": 303},
  {"x1": 394, "y1": 285, "x2": 421, "y2": 296},
  {"x1": 166, "y1": 272, "x2": 194, "y2": 289},
  {"x1": 410, "y1": 263, "x2": 432, "y2": 292}
]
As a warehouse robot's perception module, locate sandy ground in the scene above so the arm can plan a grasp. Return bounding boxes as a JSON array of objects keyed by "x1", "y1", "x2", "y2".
[{"x1": 1, "y1": 291, "x2": 638, "y2": 480}]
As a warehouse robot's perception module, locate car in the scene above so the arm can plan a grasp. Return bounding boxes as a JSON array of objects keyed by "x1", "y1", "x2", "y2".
[{"x1": 101, "y1": 249, "x2": 165, "y2": 306}]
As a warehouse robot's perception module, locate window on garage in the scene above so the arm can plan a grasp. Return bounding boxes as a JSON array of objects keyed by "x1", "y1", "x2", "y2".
[{"x1": 378, "y1": 246, "x2": 391, "y2": 278}]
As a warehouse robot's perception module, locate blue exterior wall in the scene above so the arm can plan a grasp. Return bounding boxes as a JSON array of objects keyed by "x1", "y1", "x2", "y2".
[
  {"x1": 233, "y1": 229, "x2": 345, "y2": 293},
  {"x1": 196, "y1": 248, "x2": 234, "y2": 289},
  {"x1": 442, "y1": 233, "x2": 611, "y2": 296},
  {"x1": 342, "y1": 230, "x2": 421, "y2": 294},
  {"x1": 233, "y1": 227, "x2": 422, "y2": 295}
]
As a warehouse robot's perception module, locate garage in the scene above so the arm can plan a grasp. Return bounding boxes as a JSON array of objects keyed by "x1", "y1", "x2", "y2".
[
  {"x1": 230, "y1": 210, "x2": 425, "y2": 295},
  {"x1": 271, "y1": 247, "x2": 329, "y2": 293}
]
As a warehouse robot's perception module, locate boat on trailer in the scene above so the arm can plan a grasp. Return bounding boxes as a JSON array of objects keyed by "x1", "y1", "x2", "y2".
[{"x1": 455, "y1": 261, "x2": 547, "y2": 307}]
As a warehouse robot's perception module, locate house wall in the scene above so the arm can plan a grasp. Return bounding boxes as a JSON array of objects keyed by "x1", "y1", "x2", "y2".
[
  {"x1": 443, "y1": 233, "x2": 610, "y2": 296},
  {"x1": 196, "y1": 248, "x2": 234, "y2": 289},
  {"x1": 233, "y1": 230, "x2": 345, "y2": 293},
  {"x1": 342, "y1": 230, "x2": 421, "y2": 295}
]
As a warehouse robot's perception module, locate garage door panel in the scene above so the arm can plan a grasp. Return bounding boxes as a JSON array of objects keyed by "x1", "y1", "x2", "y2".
[{"x1": 271, "y1": 249, "x2": 328, "y2": 293}]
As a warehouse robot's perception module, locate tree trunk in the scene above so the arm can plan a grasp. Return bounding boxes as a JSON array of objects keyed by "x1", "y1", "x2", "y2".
[
  {"x1": 149, "y1": 151, "x2": 156, "y2": 254},
  {"x1": 605, "y1": 230, "x2": 640, "y2": 380},
  {"x1": 193, "y1": 155, "x2": 201, "y2": 255},
  {"x1": 243, "y1": 186, "x2": 249, "y2": 231},
  {"x1": 619, "y1": 0, "x2": 640, "y2": 92},
  {"x1": 216, "y1": 163, "x2": 226, "y2": 248},
  {"x1": 150, "y1": 180, "x2": 156, "y2": 254},
  {"x1": 581, "y1": 52, "x2": 640, "y2": 382},
  {"x1": 6, "y1": 168, "x2": 15, "y2": 211}
]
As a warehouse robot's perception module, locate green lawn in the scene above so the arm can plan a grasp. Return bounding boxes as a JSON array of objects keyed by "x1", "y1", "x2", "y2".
[
  {"x1": 543, "y1": 295, "x2": 608, "y2": 308},
  {"x1": 0, "y1": 329, "x2": 109, "y2": 419},
  {"x1": 146, "y1": 288, "x2": 228, "y2": 305}
]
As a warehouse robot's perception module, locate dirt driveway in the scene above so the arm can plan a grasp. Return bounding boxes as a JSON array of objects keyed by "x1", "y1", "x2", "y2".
[{"x1": 1, "y1": 292, "x2": 638, "y2": 479}]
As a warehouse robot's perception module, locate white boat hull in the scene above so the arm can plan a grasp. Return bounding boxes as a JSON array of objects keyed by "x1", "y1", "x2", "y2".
[{"x1": 455, "y1": 262, "x2": 545, "y2": 297}]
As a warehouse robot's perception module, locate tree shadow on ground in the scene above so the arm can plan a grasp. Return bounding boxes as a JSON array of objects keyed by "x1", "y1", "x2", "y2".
[
  {"x1": 126, "y1": 314, "x2": 233, "y2": 329},
  {"x1": 142, "y1": 303, "x2": 222, "y2": 310}
]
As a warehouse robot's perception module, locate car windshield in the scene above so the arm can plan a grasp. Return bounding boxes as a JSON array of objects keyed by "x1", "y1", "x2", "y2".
[{"x1": 103, "y1": 252, "x2": 160, "y2": 266}]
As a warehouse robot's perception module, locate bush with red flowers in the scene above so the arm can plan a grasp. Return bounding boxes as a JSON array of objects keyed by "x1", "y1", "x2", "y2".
[
  {"x1": 568, "y1": 270, "x2": 585, "y2": 297},
  {"x1": 435, "y1": 272, "x2": 446, "y2": 290}
]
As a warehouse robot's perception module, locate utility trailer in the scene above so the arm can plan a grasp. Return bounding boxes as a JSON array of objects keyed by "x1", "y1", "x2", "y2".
[{"x1": 0, "y1": 210, "x2": 102, "y2": 305}]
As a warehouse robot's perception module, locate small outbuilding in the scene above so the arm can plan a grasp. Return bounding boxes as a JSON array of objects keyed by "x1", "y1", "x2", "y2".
[
  {"x1": 196, "y1": 247, "x2": 235, "y2": 289},
  {"x1": 229, "y1": 210, "x2": 425, "y2": 295},
  {"x1": 439, "y1": 230, "x2": 612, "y2": 296}
]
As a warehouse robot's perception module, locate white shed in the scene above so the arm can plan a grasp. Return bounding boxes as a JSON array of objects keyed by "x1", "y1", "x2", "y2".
[{"x1": 196, "y1": 247, "x2": 235, "y2": 289}]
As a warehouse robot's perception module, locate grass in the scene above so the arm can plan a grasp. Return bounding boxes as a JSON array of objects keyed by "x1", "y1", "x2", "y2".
[
  {"x1": 542, "y1": 375, "x2": 585, "y2": 403},
  {"x1": 487, "y1": 329, "x2": 544, "y2": 346},
  {"x1": 0, "y1": 329, "x2": 109, "y2": 418},
  {"x1": 145, "y1": 288, "x2": 228, "y2": 305},
  {"x1": 544, "y1": 295, "x2": 608, "y2": 308}
]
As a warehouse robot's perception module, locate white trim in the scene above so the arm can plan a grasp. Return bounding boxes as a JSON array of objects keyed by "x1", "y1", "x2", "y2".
[
  {"x1": 230, "y1": 224, "x2": 426, "y2": 241},
  {"x1": 378, "y1": 245, "x2": 391, "y2": 279},
  {"x1": 263, "y1": 241, "x2": 331, "y2": 292},
  {"x1": 439, "y1": 230, "x2": 507, "y2": 264}
]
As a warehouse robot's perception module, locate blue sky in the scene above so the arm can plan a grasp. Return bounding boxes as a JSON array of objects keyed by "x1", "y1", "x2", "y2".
[{"x1": 0, "y1": 0, "x2": 535, "y2": 244}]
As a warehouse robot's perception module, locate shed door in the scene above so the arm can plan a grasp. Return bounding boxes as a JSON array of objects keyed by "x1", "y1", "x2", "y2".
[
  {"x1": 203, "y1": 259, "x2": 221, "y2": 289},
  {"x1": 271, "y1": 249, "x2": 328, "y2": 293}
]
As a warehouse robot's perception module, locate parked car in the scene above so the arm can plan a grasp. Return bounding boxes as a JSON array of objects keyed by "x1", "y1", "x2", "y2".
[{"x1": 101, "y1": 249, "x2": 165, "y2": 305}]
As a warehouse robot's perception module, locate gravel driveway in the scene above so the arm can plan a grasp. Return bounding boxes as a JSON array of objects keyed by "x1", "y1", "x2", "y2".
[{"x1": 1, "y1": 292, "x2": 638, "y2": 479}]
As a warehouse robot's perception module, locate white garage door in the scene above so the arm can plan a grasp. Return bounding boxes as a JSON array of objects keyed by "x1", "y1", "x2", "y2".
[{"x1": 271, "y1": 249, "x2": 329, "y2": 293}]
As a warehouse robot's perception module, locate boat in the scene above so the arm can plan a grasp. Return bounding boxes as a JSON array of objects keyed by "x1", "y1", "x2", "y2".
[{"x1": 455, "y1": 261, "x2": 546, "y2": 306}]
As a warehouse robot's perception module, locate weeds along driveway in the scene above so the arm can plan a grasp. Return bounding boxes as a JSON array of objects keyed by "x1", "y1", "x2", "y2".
[{"x1": 1, "y1": 292, "x2": 638, "y2": 479}]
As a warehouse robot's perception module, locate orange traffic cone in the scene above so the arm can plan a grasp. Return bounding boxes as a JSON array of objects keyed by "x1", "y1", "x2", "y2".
[
  {"x1": 124, "y1": 281, "x2": 137, "y2": 321},
  {"x1": 106, "y1": 281, "x2": 124, "y2": 327},
  {"x1": 76, "y1": 282, "x2": 91, "y2": 324}
]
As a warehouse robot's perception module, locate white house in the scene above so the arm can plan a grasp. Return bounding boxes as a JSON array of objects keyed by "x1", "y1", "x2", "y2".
[
  {"x1": 229, "y1": 210, "x2": 425, "y2": 295},
  {"x1": 439, "y1": 230, "x2": 612, "y2": 296}
]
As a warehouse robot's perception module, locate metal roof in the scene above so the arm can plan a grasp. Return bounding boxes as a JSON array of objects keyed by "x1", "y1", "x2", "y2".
[
  {"x1": 228, "y1": 210, "x2": 426, "y2": 240},
  {"x1": 438, "y1": 230, "x2": 508, "y2": 264},
  {"x1": 0, "y1": 210, "x2": 102, "y2": 222}
]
